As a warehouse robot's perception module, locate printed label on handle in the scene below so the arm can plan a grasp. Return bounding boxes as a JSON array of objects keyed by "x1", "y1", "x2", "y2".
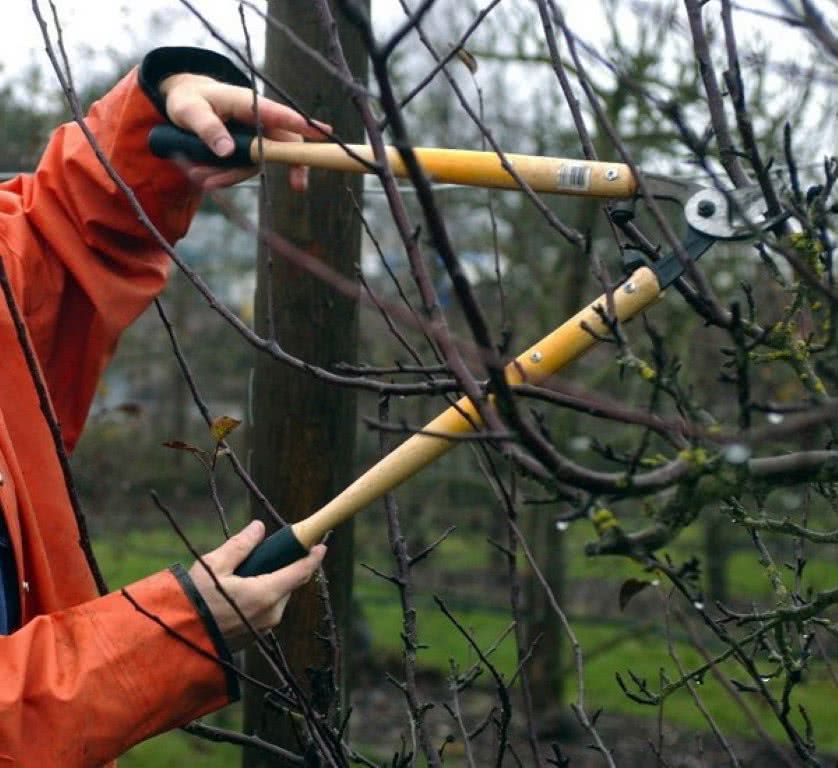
[{"x1": 556, "y1": 164, "x2": 592, "y2": 192}]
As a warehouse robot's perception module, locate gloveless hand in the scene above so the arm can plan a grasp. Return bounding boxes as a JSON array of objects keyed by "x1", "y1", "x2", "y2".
[
  {"x1": 189, "y1": 520, "x2": 326, "y2": 651},
  {"x1": 159, "y1": 72, "x2": 331, "y2": 191}
]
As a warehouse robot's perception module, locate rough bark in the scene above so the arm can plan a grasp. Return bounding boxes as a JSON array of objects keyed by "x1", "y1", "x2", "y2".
[{"x1": 243, "y1": 3, "x2": 368, "y2": 763}]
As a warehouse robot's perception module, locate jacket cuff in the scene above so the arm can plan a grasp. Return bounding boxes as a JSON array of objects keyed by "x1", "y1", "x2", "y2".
[
  {"x1": 169, "y1": 563, "x2": 240, "y2": 702},
  {"x1": 139, "y1": 47, "x2": 251, "y2": 119}
]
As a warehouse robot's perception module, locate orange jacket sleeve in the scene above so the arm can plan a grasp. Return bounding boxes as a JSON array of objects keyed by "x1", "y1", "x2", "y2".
[
  {"x1": 0, "y1": 49, "x2": 248, "y2": 766},
  {"x1": 0, "y1": 63, "x2": 200, "y2": 452},
  {"x1": 0, "y1": 567, "x2": 237, "y2": 766}
]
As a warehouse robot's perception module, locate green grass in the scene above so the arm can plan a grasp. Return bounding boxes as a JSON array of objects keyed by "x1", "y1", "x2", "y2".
[
  {"x1": 725, "y1": 549, "x2": 836, "y2": 600},
  {"x1": 579, "y1": 624, "x2": 837, "y2": 750},
  {"x1": 117, "y1": 728, "x2": 238, "y2": 768},
  {"x1": 93, "y1": 522, "x2": 838, "y2": 765},
  {"x1": 94, "y1": 528, "x2": 185, "y2": 587},
  {"x1": 357, "y1": 573, "x2": 838, "y2": 751},
  {"x1": 384, "y1": 517, "x2": 837, "y2": 608}
]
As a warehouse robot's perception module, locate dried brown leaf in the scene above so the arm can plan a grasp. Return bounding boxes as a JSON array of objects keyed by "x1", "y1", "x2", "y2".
[{"x1": 210, "y1": 415, "x2": 242, "y2": 443}]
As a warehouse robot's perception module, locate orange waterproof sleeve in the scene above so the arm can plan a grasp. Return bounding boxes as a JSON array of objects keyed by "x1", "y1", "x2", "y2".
[
  {"x1": 0, "y1": 567, "x2": 236, "y2": 766},
  {"x1": 0, "y1": 65, "x2": 200, "y2": 452},
  {"x1": 0, "y1": 49, "x2": 248, "y2": 766}
]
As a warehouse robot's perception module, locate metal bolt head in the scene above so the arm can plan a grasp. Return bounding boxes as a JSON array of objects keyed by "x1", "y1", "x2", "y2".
[
  {"x1": 623, "y1": 281, "x2": 637, "y2": 294},
  {"x1": 697, "y1": 199, "x2": 717, "y2": 218},
  {"x1": 530, "y1": 351, "x2": 543, "y2": 363},
  {"x1": 605, "y1": 169, "x2": 620, "y2": 181}
]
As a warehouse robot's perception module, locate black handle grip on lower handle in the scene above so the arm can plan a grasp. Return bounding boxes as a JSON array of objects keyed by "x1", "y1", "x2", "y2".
[
  {"x1": 234, "y1": 525, "x2": 309, "y2": 578},
  {"x1": 148, "y1": 124, "x2": 254, "y2": 168}
]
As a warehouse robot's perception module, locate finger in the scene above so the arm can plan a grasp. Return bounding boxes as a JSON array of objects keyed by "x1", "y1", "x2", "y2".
[
  {"x1": 260, "y1": 126, "x2": 330, "y2": 145},
  {"x1": 220, "y1": 90, "x2": 332, "y2": 140},
  {"x1": 254, "y1": 544, "x2": 327, "y2": 594},
  {"x1": 252, "y1": 101, "x2": 331, "y2": 140},
  {"x1": 184, "y1": 165, "x2": 223, "y2": 187},
  {"x1": 184, "y1": 165, "x2": 251, "y2": 187},
  {"x1": 199, "y1": 168, "x2": 256, "y2": 191},
  {"x1": 188, "y1": 155, "x2": 304, "y2": 193},
  {"x1": 288, "y1": 164, "x2": 309, "y2": 193},
  {"x1": 197, "y1": 126, "x2": 324, "y2": 192},
  {"x1": 167, "y1": 94, "x2": 237, "y2": 157},
  {"x1": 202, "y1": 520, "x2": 265, "y2": 574},
  {"x1": 264, "y1": 593, "x2": 292, "y2": 629},
  {"x1": 255, "y1": 129, "x2": 308, "y2": 191}
]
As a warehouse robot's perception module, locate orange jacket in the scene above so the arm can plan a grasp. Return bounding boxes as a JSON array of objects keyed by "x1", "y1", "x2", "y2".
[{"x1": 0, "y1": 56, "x2": 238, "y2": 765}]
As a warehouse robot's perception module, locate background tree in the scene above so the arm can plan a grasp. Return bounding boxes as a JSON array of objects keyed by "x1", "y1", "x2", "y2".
[{"x1": 243, "y1": 1, "x2": 369, "y2": 764}]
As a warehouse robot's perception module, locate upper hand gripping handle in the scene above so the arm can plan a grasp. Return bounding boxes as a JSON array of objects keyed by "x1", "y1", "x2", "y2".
[
  {"x1": 149, "y1": 124, "x2": 637, "y2": 198},
  {"x1": 149, "y1": 124, "x2": 254, "y2": 167}
]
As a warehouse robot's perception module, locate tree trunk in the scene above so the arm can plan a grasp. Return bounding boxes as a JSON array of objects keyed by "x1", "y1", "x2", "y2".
[{"x1": 243, "y1": 3, "x2": 368, "y2": 764}]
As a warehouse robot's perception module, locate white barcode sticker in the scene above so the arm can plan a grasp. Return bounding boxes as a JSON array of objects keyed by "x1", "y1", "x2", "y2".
[{"x1": 556, "y1": 164, "x2": 591, "y2": 192}]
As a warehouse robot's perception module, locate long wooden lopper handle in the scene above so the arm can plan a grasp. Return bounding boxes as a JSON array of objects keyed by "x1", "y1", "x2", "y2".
[
  {"x1": 149, "y1": 124, "x2": 637, "y2": 198},
  {"x1": 235, "y1": 267, "x2": 662, "y2": 577}
]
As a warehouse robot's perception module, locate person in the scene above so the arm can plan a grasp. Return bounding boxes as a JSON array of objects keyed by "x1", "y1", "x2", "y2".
[{"x1": 0, "y1": 46, "x2": 326, "y2": 766}]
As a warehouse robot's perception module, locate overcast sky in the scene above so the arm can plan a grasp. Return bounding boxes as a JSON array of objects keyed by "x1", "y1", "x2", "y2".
[
  {"x1": 2, "y1": 0, "x2": 835, "y2": 161},
  {"x1": 6, "y1": 0, "x2": 831, "y2": 84},
  {"x1": 0, "y1": 0, "x2": 838, "y2": 82},
  {"x1": 4, "y1": 2, "x2": 270, "y2": 83}
]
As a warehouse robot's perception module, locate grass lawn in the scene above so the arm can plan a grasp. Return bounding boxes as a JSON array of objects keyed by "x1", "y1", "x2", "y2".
[
  {"x1": 93, "y1": 521, "x2": 837, "y2": 765},
  {"x1": 118, "y1": 729, "x2": 239, "y2": 768},
  {"x1": 354, "y1": 573, "x2": 838, "y2": 753}
]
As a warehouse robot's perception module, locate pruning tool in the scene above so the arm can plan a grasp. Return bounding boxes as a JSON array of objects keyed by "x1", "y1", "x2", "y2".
[{"x1": 149, "y1": 125, "x2": 780, "y2": 577}]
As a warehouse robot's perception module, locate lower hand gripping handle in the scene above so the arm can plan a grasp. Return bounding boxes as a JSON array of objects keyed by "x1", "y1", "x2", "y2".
[{"x1": 234, "y1": 525, "x2": 309, "y2": 577}]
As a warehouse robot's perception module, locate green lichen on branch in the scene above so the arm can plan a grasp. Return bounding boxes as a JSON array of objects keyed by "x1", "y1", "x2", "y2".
[{"x1": 585, "y1": 450, "x2": 838, "y2": 558}]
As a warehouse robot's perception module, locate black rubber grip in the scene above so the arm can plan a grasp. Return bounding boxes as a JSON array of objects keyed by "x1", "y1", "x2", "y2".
[
  {"x1": 148, "y1": 124, "x2": 254, "y2": 167},
  {"x1": 234, "y1": 525, "x2": 309, "y2": 577}
]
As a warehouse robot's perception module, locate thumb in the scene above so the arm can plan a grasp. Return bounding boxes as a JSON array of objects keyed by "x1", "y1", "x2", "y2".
[
  {"x1": 167, "y1": 93, "x2": 235, "y2": 157},
  {"x1": 203, "y1": 520, "x2": 265, "y2": 575},
  {"x1": 181, "y1": 104, "x2": 235, "y2": 157}
]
